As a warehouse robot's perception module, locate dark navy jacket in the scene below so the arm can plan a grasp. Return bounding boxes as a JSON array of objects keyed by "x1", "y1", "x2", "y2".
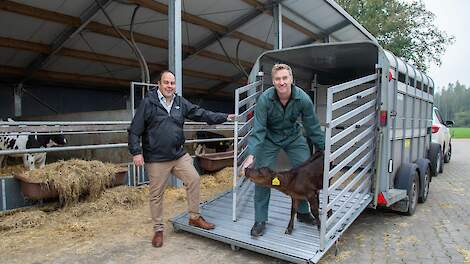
[{"x1": 128, "y1": 90, "x2": 228, "y2": 162}]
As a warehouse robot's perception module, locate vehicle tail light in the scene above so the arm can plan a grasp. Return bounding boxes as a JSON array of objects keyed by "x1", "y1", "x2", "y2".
[
  {"x1": 431, "y1": 125, "x2": 440, "y2": 134},
  {"x1": 389, "y1": 70, "x2": 393, "y2": 81},
  {"x1": 379, "y1": 111, "x2": 387, "y2": 126},
  {"x1": 377, "y1": 192, "x2": 387, "y2": 206}
]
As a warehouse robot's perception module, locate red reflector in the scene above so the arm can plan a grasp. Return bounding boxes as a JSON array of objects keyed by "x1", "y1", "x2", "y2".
[
  {"x1": 377, "y1": 192, "x2": 387, "y2": 206},
  {"x1": 247, "y1": 111, "x2": 254, "y2": 120},
  {"x1": 379, "y1": 111, "x2": 387, "y2": 126},
  {"x1": 431, "y1": 125, "x2": 439, "y2": 134},
  {"x1": 389, "y1": 70, "x2": 393, "y2": 81}
]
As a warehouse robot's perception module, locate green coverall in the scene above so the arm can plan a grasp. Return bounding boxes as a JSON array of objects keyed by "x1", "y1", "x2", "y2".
[{"x1": 247, "y1": 85, "x2": 325, "y2": 223}]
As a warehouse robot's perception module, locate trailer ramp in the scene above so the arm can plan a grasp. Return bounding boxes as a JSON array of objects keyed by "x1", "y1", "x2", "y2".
[
  {"x1": 171, "y1": 184, "x2": 371, "y2": 263},
  {"x1": 172, "y1": 71, "x2": 377, "y2": 263}
]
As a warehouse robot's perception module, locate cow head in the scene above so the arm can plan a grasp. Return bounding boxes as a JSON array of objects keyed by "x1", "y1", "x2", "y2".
[
  {"x1": 49, "y1": 134, "x2": 67, "y2": 146},
  {"x1": 35, "y1": 134, "x2": 67, "y2": 148},
  {"x1": 245, "y1": 167, "x2": 278, "y2": 187}
]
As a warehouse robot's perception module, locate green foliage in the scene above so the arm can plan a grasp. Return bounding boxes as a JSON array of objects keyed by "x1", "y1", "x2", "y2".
[
  {"x1": 434, "y1": 82, "x2": 470, "y2": 127},
  {"x1": 450, "y1": 128, "x2": 470, "y2": 139},
  {"x1": 336, "y1": 0, "x2": 454, "y2": 71}
]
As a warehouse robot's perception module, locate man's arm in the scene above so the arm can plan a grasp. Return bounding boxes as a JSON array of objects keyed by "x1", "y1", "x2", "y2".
[
  {"x1": 182, "y1": 97, "x2": 231, "y2": 124},
  {"x1": 301, "y1": 97, "x2": 325, "y2": 150},
  {"x1": 128, "y1": 99, "x2": 147, "y2": 158}
]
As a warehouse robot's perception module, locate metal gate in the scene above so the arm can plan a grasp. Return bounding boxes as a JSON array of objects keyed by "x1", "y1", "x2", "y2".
[
  {"x1": 319, "y1": 73, "x2": 379, "y2": 251},
  {"x1": 232, "y1": 74, "x2": 264, "y2": 221}
]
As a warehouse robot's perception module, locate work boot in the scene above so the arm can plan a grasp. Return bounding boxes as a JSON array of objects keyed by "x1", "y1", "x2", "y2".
[
  {"x1": 250, "y1": 221, "x2": 266, "y2": 237},
  {"x1": 297, "y1": 212, "x2": 315, "y2": 224},
  {"x1": 189, "y1": 216, "x2": 215, "y2": 230},
  {"x1": 152, "y1": 231, "x2": 163, "y2": 248}
]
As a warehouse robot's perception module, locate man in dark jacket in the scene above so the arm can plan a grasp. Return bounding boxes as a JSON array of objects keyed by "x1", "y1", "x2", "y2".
[{"x1": 128, "y1": 70, "x2": 235, "y2": 248}]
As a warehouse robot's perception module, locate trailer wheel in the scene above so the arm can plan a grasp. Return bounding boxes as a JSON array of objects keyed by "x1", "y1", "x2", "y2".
[
  {"x1": 428, "y1": 143, "x2": 441, "y2": 177},
  {"x1": 405, "y1": 171, "x2": 419, "y2": 216},
  {"x1": 418, "y1": 166, "x2": 430, "y2": 203}
]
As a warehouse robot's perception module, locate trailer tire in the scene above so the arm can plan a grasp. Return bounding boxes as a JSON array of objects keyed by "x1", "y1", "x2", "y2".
[
  {"x1": 418, "y1": 166, "x2": 430, "y2": 203},
  {"x1": 428, "y1": 143, "x2": 441, "y2": 177},
  {"x1": 394, "y1": 163, "x2": 419, "y2": 216}
]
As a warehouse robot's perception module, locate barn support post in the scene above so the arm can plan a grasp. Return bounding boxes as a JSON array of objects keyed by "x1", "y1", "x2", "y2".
[{"x1": 169, "y1": 0, "x2": 182, "y2": 96}]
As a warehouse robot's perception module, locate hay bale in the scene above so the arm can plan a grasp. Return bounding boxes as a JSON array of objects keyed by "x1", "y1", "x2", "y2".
[{"x1": 23, "y1": 159, "x2": 119, "y2": 206}]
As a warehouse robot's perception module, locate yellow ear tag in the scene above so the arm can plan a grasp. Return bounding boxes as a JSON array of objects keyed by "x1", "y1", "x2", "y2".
[{"x1": 272, "y1": 176, "x2": 280, "y2": 186}]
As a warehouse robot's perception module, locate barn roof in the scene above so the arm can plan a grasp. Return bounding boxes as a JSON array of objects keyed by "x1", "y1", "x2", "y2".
[{"x1": 0, "y1": 0, "x2": 377, "y2": 96}]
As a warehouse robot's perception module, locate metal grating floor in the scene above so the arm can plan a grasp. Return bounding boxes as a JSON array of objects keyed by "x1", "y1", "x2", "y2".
[{"x1": 171, "y1": 183, "x2": 371, "y2": 264}]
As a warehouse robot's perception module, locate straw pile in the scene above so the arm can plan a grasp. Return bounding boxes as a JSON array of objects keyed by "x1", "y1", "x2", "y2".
[
  {"x1": 0, "y1": 185, "x2": 147, "y2": 233},
  {"x1": 0, "y1": 167, "x2": 234, "y2": 235},
  {"x1": 23, "y1": 159, "x2": 120, "y2": 206},
  {"x1": 0, "y1": 164, "x2": 25, "y2": 177}
]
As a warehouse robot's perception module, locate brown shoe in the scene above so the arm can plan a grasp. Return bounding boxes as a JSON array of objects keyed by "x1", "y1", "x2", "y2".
[
  {"x1": 152, "y1": 231, "x2": 163, "y2": 247},
  {"x1": 189, "y1": 216, "x2": 215, "y2": 230}
]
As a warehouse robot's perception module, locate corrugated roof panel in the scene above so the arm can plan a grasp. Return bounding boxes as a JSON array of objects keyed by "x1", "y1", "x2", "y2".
[
  {"x1": 284, "y1": 0, "x2": 343, "y2": 34},
  {"x1": 183, "y1": 55, "x2": 242, "y2": 77},
  {"x1": 13, "y1": 0, "x2": 95, "y2": 17},
  {"x1": 331, "y1": 25, "x2": 369, "y2": 42},
  {"x1": 176, "y1": 0, "x2": 254, "y2": 26},
  {"x1": 204, "y1": 37, "x2": 264, "y2": 64},
  {"x1": 235, "y1": 13, "x2": 275, "y2": 48},
  {"x1": 282, "y1": 22, "x2": 313, "y2": 48},
  {"x1": 0, "y1": 11, "x2": 66, "y2": 45},
  {"x1": 0, "y1": 48, "x2": 37, "y2": 67}
]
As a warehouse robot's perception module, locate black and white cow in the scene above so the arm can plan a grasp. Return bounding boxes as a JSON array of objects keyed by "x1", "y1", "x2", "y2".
[{"x1": 0, "y1": 134, "x2": 67, "y2": 170}]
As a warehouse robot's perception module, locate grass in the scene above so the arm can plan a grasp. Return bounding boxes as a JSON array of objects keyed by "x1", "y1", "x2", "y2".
[{"x1": 450, "y1": 127, "x2": 470, "y2": 138}]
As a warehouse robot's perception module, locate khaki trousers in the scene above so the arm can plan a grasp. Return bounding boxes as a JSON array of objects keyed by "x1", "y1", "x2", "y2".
[{"x1": 146, "y1": 153, "x2": 200, "y2": 232}]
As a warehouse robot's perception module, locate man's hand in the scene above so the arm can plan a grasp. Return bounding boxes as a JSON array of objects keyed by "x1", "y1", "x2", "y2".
[
  {"x1": 240, "y1": 155, "x2": 254, "y2": 176},
  {"x1": 227, "y1": 114, "x2": 236, "y2": 122},
  {"x1": 133, "y1": 154, "x2": 144, "y2": 167}
]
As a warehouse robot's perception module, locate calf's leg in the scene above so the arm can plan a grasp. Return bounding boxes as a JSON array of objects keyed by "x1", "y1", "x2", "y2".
[
  {"x1": 286, "y1": 198, "x2": 299, "y2": 234},
  {"x1": 308, "y1": 192, "x2": 321, "y2": 231}
]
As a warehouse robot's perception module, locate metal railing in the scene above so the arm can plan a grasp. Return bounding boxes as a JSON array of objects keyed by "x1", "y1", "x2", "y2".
[
  {"x1": 232, "y1": 74, "x2": 264, "y2": 221},
  {"x1": 320, "y1": 73, "x2": 378, "y2": 251}
]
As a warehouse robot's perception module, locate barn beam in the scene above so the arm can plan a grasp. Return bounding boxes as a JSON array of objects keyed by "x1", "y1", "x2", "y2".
[
  {"x1": 0, "y1": 1, "x2": 252, "y2": 69},
  {"x1": 0, "y1": 66, "x2": 231, "y2": 96},
  {"x1": 241, "y1": 0, "x2": 323, "y2": 42},
  {"x1": 0, "y1": 37, "x2": 242, "y2": 84},
  {"x1": 132, "y1": 0, "x2": 272, "y2": 50},
  {"x1": 19, "y1": 0, "x2": 113, "y2": 84}
]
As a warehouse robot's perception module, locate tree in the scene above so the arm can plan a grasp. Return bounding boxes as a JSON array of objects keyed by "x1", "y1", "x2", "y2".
[
  {"x1": 336, "y1": 0, "x2": 454, "y2": 71},
  {"x1": 434, "y1": 81, "x2": 470, "y2": 127}
]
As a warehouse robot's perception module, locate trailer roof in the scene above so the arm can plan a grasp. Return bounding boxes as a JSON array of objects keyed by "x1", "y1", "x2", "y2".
[{"x1": 0, "y1": 0, "x2": 378, "y2": 94}]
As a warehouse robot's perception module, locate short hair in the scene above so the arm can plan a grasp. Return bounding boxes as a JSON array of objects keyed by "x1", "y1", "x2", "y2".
[
  {"x1": 271, "y1": 63, "x2": 293, "y2": 78},
  {"x1": 157, "y1": 70, "x2": 175, "y2": 82}
]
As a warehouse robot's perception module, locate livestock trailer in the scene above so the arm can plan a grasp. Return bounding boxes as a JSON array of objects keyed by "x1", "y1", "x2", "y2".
[{"x1": 171, "y1": 41, "x2": 439, "y2": 263}]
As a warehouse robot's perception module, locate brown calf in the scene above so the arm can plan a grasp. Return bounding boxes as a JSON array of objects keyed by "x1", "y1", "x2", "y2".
[{"x1": 244, "y1": 151, "x2": 324, "y2": 234}]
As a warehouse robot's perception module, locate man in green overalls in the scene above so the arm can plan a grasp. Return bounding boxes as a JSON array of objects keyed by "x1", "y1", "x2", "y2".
[{"x1": 242, "y1": 63, "x2": 325, "y2": 237}]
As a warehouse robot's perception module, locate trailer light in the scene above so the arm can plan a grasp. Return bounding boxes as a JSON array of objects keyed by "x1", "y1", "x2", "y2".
[
  {"x1": 431, "y1": 125, "x2": 440, "y2": 134},
  {"x1": 379, "y1": 111, "x2": 387, "y2": 126},
  {"x1": 377, "y1": 192, "x2": 387, "y2": 206},
  {"x1": 389, "y1": 70, "x2": 393, "y2": 81}
]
